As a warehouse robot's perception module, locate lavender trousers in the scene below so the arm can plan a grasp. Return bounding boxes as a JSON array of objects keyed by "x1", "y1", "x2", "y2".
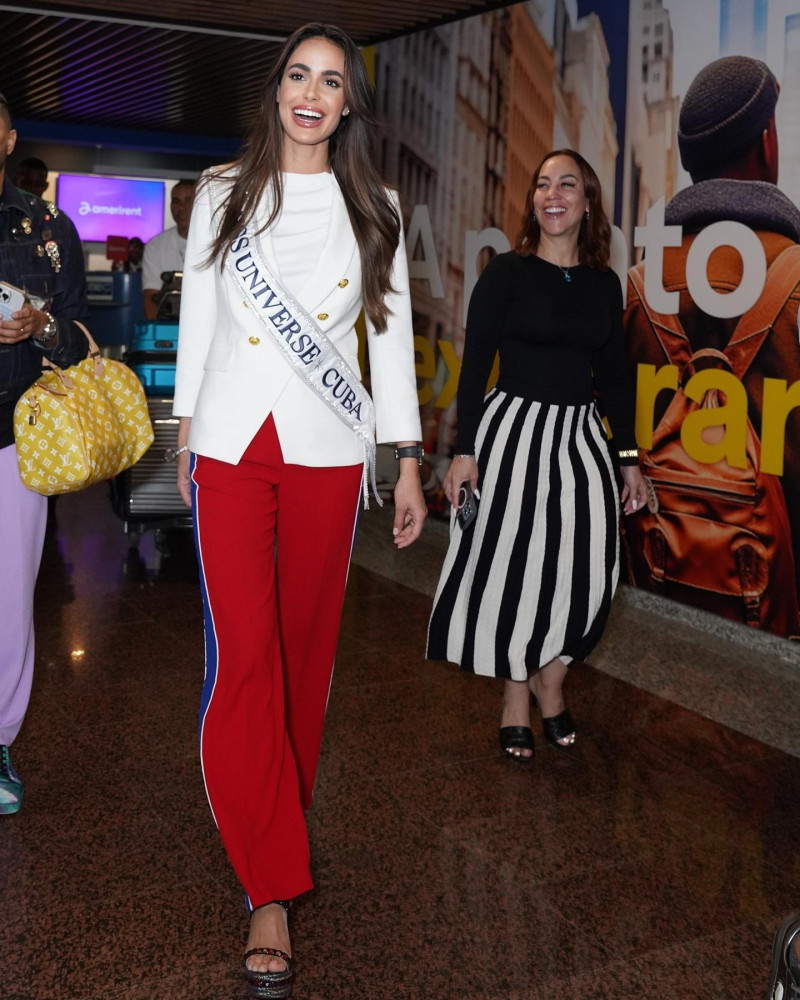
[{"x1": 0, "y1": 444, "x2": 47, "y2": 746}]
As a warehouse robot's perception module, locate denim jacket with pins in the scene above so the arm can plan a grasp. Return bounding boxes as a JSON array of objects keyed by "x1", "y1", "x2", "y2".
[{"x1": 0, "y1": 178, "x2": 90, "y2": 447}]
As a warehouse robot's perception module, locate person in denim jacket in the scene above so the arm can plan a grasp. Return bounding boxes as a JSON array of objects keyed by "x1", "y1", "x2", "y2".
[{"x1": 0, "y1": 92, "x2": 89, "y2": 814}]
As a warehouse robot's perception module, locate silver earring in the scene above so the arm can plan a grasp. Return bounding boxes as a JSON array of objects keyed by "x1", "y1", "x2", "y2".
[
  {"x1": 343, "y1": 108, "x2": 350, "y2": 116},
  {"x1": 584, "y1": 211, "x2": 589, "y2": 221}
]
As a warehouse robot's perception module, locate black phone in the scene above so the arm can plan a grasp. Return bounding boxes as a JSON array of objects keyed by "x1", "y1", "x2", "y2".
[{"x1": 457, "y1": 481, "x2": 480, "y2": 530}]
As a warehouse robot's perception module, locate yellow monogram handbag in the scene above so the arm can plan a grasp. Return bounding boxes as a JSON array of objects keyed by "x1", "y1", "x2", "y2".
[{"x1": 13, "y1": 323, "x2": 154, "y2": 495}]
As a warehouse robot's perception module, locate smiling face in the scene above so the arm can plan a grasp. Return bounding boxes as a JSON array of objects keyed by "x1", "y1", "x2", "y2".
[
  {"x1": 532, "y1": 154, "x2": 589, "y2": 249},
  {"x1": 276, "y1": 36, "x2": 348, "y2": 170}
]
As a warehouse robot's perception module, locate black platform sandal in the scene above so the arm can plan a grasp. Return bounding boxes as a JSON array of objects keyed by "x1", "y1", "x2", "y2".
[
  {"x1": 542, "y1": 709, "x2": 576, "y2": 749},
  {"x1": 244, "y1": 900, "x2": 294, "y2": 999},
  {"x1": 499, "y1": 726, "x2": 534, "y2": 761}
]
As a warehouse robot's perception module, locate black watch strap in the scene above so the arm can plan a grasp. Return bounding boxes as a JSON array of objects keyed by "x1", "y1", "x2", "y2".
[{"x1": 394, "y1": 445, "x2": 424, "y2": 466}]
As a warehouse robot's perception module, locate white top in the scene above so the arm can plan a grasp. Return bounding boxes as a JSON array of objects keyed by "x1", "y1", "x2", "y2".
[
  {"x1": 174, "y1": 170, "x2": 422, "y2": 467},
  {"x1": 269, "y1": 172, "x2": 334, "y2": 297},
  {"x1": 142, "y1": 226, "x2": 188, "y2": 291}
]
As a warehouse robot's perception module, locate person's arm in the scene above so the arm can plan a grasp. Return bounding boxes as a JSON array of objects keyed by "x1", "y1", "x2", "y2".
[
  {"x1": 173, "y1": 178, "x2": 217, "y2": 418},
  {"x1": 591, "y1": 271, "x2": 638, "y2": 458},
  {"x1": 47, "y1": 213, "x2": 91, "y2": 365},
  {"x1": 366, "y1": 194, "x2": 422, "y2": 447},
  {"x1": 365, "y1": 192, "x2": 426, "y2": 547},
  {"x1": 442, "y1": 254, "x2": 509, "y2": 507},
  {"x1": 391, "y1": 443, "x2": 426, "y2": 548},
  {"x1": 592, "y1": 270, "x2": 647, "y2": 514},
  {"x1": 453, "y1": 254, "x2": 508, "y2": 456},
  {"x1": 1, "y1": 211, "x2": 91, "y2": 364},
  {"x1": 176, "y1": 416, "x2": 192, "y2": 507},
  {"x1": 172, "y1": 176, "x2": 218, "y2": 503}
]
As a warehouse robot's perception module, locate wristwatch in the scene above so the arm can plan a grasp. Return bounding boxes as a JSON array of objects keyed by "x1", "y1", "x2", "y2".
[
  {"x1": 34, "y1": 312, "x2": 58, "y2": 345},
  {"x1": 394, "y1": 445, "x2": 424, "y2": 466}
]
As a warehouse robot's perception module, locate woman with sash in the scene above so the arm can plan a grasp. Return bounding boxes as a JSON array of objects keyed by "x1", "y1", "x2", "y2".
[
  {"x1": 173, "y1": 23, "x2": 425, "y2": 998},
  {"x1": 427, "y1": 150, "x2": 646, "y2": 762}
]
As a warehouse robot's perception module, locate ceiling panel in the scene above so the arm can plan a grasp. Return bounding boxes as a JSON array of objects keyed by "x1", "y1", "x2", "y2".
[{"x1": 1, "y1": 1, "x2": 519, "y2": 139}]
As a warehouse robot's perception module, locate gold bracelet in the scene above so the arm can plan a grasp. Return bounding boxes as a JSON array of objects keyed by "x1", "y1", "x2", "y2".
[{"x1": 618, "y1": 449, "x2": 638, "y2": 458}]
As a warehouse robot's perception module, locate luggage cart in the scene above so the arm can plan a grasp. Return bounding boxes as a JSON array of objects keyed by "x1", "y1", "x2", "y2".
[{"x1": 110, "y1": 396, "x2": 192, "y2": 551}]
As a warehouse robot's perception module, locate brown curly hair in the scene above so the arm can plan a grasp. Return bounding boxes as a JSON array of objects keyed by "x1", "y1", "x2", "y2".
[{"x1": 514, "y1": 149, "x2": 611, "y2": 270}]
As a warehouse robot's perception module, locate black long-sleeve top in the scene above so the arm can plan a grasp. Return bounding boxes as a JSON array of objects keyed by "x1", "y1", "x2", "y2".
[{"x1": 455, "y1": 251, "x2": 638, "y2": 463}]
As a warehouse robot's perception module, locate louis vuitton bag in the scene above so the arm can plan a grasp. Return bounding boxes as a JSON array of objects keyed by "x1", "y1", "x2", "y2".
[{"x1": 13, "y1": 322, "x2": 154, "y2": 495}]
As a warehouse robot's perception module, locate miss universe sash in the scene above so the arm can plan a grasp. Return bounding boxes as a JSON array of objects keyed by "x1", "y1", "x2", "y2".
[{"x1": 226, "y1": 224, "x2": 381, "y2": 508}]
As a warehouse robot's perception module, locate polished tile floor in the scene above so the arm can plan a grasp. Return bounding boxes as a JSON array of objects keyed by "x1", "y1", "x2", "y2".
[{"x1": 3, "y1": 485, "x2": 800, "y2": 999}]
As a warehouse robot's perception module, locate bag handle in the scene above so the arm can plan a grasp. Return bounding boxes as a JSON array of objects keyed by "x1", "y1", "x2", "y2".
[
  {"x1": 629, "y1": 244, "x2": 800, "y2": 380},
  {"x1": 681, "y1": 347, "x2": 731, "y2": 384},
  {"x1": 627, "y1": 263, "x2": 693, "y2": 369},
  {"x1": 36, "y1": 365, "x2": 74, "y2": 393},
  {"x1": 73, "y1": 320, "x2": 105, "y2": 377},
  {"x1": 39, "y1": 319, "x2": 104, "y2": 382}
]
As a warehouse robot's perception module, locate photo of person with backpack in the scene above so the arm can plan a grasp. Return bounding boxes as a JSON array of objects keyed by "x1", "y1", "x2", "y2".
[{"x1": 623, "y1": 56, "x2": 800, "y2": 638}]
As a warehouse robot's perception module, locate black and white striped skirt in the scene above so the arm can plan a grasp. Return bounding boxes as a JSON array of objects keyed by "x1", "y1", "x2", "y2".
[{"x1": 427, "y1": 389, "x2": 620, "y2": 679}]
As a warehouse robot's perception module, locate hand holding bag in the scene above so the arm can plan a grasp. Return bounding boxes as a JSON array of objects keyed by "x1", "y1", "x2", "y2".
[{"x1": 13, "y1": 322, "x2": 154, "y2": 495}]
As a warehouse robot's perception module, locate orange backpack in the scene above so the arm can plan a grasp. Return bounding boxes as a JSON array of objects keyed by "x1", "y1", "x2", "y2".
[{"x1": 623, "y1": 246, "x2": 800, "y2": 638}]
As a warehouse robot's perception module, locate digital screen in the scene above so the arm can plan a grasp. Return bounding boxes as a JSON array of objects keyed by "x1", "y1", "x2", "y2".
[{"x1": 56, "y1": 174, "x2": 165, "y2": 243}]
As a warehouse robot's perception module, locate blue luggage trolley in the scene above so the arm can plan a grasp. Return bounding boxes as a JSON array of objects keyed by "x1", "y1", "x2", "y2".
[{"x1": 111, "y1": 321, "x2": 191, "y2": 549}]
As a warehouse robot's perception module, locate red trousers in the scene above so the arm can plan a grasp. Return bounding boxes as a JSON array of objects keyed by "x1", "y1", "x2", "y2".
[{"x1": 192, "y1": 416, "x2": 362, "y2": 907}]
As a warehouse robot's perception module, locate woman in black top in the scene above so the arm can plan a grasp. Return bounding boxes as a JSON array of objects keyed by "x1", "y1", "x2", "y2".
[{"x1": 427, "y1": 149, "x2": 647, "y2": 760}]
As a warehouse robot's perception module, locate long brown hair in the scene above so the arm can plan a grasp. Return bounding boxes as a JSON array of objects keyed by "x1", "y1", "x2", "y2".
[
  {"x1": 514, "y1": 149, "x2": 611, "y2": 270},
  {"x1": 205, "y1": 23, "x2": 400, "y2": 332}
]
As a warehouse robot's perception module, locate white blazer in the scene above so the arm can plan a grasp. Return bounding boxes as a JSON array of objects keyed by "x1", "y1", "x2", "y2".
[{"x1": 173, "y1": 171, "x2": 422, "y2": 467}]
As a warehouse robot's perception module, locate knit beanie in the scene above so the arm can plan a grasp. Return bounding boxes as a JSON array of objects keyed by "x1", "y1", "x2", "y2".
[{"x1": 678, "y1": 56, "x2": 778, "y2": 175}]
